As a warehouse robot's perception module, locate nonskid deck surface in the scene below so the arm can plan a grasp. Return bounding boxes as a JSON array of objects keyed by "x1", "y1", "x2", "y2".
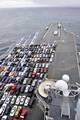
[{"x1": 34, "y1": 23, "x2": 79, "y2": 83}]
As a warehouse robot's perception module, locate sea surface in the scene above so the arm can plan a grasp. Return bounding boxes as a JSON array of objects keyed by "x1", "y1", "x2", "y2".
[{"x1": 0, "y1": 7, "x2": 80, "y2": 55}]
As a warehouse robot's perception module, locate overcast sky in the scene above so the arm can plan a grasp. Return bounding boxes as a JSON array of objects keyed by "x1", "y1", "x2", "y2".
[{"x1": 0, "y1": 0, "x2": 80, "y2": 8}]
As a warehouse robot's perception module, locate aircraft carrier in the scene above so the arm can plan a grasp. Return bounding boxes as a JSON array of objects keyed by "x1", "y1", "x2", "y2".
[{"x1": 0, "y1": 23, "x2": 80, "y2": 120}]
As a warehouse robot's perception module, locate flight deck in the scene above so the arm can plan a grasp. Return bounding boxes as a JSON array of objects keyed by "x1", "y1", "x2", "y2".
[{"x1": 34, "y1": 23, "x2": 80, "y2": 83}]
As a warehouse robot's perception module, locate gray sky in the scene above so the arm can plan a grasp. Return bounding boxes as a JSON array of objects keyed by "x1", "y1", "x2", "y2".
[{"x1": 0, "y1": 0, "x2": 80, "y2": 8}]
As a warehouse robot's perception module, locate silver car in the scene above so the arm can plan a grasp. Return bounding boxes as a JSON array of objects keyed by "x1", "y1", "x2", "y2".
[
  {"x1": 32, "y1": 79, "x2": 37, "y2": 87},
  {"x1": 20, "y1": 95, "x2": 26, "y2": 105},
  {"x1": 5, "y1": 95, "x2": 12, "y2": 104},
  {"x1": 11, "y1": 95, "x2": 17, "y2": 105},
  {"x1": 15, "y1": 96, "x2": 21, "y2": 105},
  {"x1": 23, "y1": 78, "x2": 28, "y2": 85}
]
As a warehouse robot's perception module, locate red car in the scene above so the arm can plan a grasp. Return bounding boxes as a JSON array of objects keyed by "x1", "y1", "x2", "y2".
[
  {"x1": 0, "y1": 84, "x2": 3, "y2": 91},
  {"x1": 32, "y1": 72, "x2": 36, "y2": 78},
  {"x1": 20, "y1": 107, "x2": 29, "y2": 120},
  {"x1": 13, "y1": 118, "x2": 18, "y2": 120},
  {"x1": 9, "y1": 83, "x2": 16, "y2": 93}
]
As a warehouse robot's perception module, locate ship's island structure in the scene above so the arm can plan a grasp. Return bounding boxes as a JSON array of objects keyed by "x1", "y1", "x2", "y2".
[{"x1": 0, "y1": 23, "x2": 80, "y2": 120}]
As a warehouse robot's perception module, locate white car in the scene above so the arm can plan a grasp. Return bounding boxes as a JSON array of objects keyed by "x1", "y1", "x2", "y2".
[
  {"x1": 28, "y1": 51, "x2": 32, "y2": 56},
  {"x1": 5, "y1": 95, "x2": 12, "y2": 104},
  {"x1": 58, "y1": 23, "x2": 61, "y2": 28},
  {"x1": 32, "y1": 79, "x2": 37, "y2": 87},
  {"x1": 34, "y1": 58, "x2": 37, "y2": 62},
  {"x1": 35, "y1": 63, "x2": 39, "y2": 68},
  {"x1": 21, "y1": 72, "x2": 25, "y2": 76},
  {"x1": 17, "y1": 49, "x2": 21, "y2": 53},
  {"x1": 39, "y1": 54, "x2": 42, "y2": 58},
  {"x1": 49, "y1": 58, "x2": 53, "y2": 62},
  {"x1": 50, "y1": 48, "x2": 53, "y2": 53},
  {"x1": 42, "y1": 63, "x2": 45, "y2": 67},
  {"x1": 16, "y1": 77, "x2": 20, "y2": 81},
  {"x1": 45, "y1": 26, "x2": 49, "y2": 30},
  {"x1": 23, "y1": 78, "x2": 28, "y2": 85},
  {"x1": 1, "y1": 115, "x2": 7, "y2": 120},
  {"x1": 36, "y1": 54, "x2": 39, "y2": 58},
  {"x1": 33, "y1": 68, "x2": 37, "y2": 73},
  {"x1": 24, "y1": 67, "x2": 28, "y2": 72},
  {"x1": 54, "y1": 31, "x2": 58, "y2": 36},
  {"x1": 15, "y1": 96, "x2": 21, "y2": 105},
  {"x1": 1, "y1": 92, "x2": 8, "y2": 101},
  {"x1": 51, "y1": 53, "x2": 54, "y2": 58},
  {"x1": 10, "y1": 105, "x2": 17, "y2": 117},
  {"x1": 18, "y1": 72, "x2": 22, "y2": 76},
  {"x1": 25, "y1": 85, "x2": 30, "y2": 93},
  {"x1": 45, "y1": 63, "x2": 49, "y2": 68},
  {"x1": 43, "y1": 54, "x2": 45, "y2": 58},
  {"x1": 0, "y1": 103, "x2": 7, "y2": 116},
  {"x1": 0, "y1": 71, "x2": 5, "y2": 77},
  {"x1": 20, "y1": 95, "x2": 26, "y2": 105},
  {"x1": 24, "y1": 97, "x2": 30, "y2": 106},
  {"x1": 7, "y1": 62, "x2": 11, "y2": 66},
  {"x1": 45, "y1": 54, "x2": 48, "y2": 58},
  {"x1": 12, "y1": 67, "x2": 15, "y2": 71}
]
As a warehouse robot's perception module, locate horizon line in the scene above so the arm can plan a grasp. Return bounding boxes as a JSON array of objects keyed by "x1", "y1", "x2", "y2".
[{"x1": 0, "y1": 6, "x2": 80, "y2": 8}]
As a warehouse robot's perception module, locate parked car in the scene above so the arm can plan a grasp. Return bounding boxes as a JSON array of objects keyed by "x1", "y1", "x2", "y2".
[
  {"x1": 10, "y1": 105, "x2": 18, "y2": 117},
  {"x1": 14, "y1": 106, "x2": 22, "y2": 118},
  {"x1": 5, "y1": 105, "x2": 12, "y2": 115},
  {"x1": 11, "y1": 95, "x2": 17, "y2": 105},
  {"x1": 0, "y1": 101, "x2": 4, "y2": 107},
  {"x1": 25, "y1": 85, "x2": 30, "y2": 93},
  {"x1": 20, "y1": 85, "x2": 25, "y2": 93},
  {"x1": 24, "y1": 97, "x2": 30, "y2": 107},
  {"x1": 28, "y1": 95, "x2": 35, "y2": 108},
  {"x1": 23, "y1": 78, "x2": 28, "y2": 85},
  {"x1": 31, "y1": 79, "x2": 37, "y2": 87},
  {"x1": 20, "y1": 107, "x2": 29, "y2": 120},
  {"x1": 15, "y1": 96, "x2": 21, "y2": 105},
  {"x1": 1, "y1": 92, "x2": 8, "y2": 101},
  {"x1": 1, "y1": 115, "x2": 8, "y2": 120},
  {"x1": 5, "y1": 95, "x2": 12, "y2": 104},
  {"x1": 28, "y1": 86, "x2": 34, "y2": 93},
  {"x1": 20, "y1": 96, "x2": 26, "y2": 105},
  {"x1": 0, "y1": 103, "x2": 7, "y2": 116}
]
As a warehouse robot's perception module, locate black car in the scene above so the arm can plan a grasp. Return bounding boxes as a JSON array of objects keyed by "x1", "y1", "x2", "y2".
[
  {"x1": 27, "y1": 79, "x2": 32, "y2": 85},
  {"x1": 5, "y1": 105, "x2": 12, "y2": 115},
  {"x1": 16, "y1": 85, "x2": 21, "y2": 95},
  {"x1": 20, "y1": 85, "x2": 26, "y2": 93},
  {"x1": 28, "y1": 95, "x2": 36, "y2": 108},
  {"x1": 28, "y1": 72, "x2": 32, "y2": 78},
  {"x1": 28, "y1": 86, "x2": 34, "y2": 93}
]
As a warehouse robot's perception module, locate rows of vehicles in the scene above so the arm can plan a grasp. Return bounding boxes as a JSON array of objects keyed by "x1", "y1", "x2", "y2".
[{"x1": 0, "y1": 44, "x2": 56, "y2": 120}]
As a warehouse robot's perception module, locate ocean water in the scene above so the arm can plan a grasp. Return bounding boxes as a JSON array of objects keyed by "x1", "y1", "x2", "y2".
[{"x1": 0, "y1": 7, "x2": 80, "y2": 55}]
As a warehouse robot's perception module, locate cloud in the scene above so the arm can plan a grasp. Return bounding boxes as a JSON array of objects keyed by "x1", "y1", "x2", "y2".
[
  {"x1": 0, "y1": 0, "x2": 79, "y2": 8},
  {"x1": 0, "y1": 0, "x2": 35, "y2": 8},
  {"x1": 32, "y1": 0, "x2": 80, "y2": 6}
]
